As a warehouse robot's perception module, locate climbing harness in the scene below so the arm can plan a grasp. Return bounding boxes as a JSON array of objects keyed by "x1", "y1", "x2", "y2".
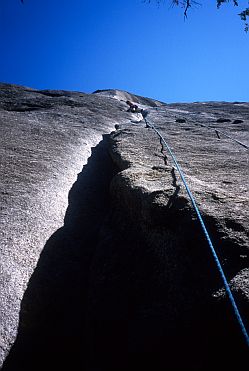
[{"x1": 142, "y1": 114, "x2": 249, "y2": 347}]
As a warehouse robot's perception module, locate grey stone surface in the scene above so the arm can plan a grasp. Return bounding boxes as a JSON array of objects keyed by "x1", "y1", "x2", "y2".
[
  {"x1": 87, "y1": 100, "x2": 249, "y2": 369},
  {"x1": 0, "y1": 84, "x2": 248, "y2": 370},
  {"x1": 0, "y1": 83, "x2": 133, "y2": 368}
]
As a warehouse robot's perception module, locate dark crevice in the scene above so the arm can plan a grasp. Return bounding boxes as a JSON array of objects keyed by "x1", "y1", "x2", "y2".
[
  {"x1": 83, "y1": 151, "x2": 248, "y2": 370},
  {"x1": 2, "y1": 135, "x2": 118, "y2": 371},
  {"x1": 165, "y1": 167, "x2": 181, "y2": 210},
  {"x1": 84, "y1": 189, "x2": 248, "y2": 370},
  {"x1": 159, "y1": 137, "x2": 167, "y2": 166},
  {"x1": 2, "y1": 131, "x2": 248, "y2": 371}
]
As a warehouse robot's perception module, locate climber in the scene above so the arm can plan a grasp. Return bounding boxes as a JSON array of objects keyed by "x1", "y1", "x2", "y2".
[
  {"x1": 126, "y1": 100, "x2": 139, "y2": 113},
  {"x1": 141, "y1": 109, "x2": 150, "y2": 120},
  {"x1": 140, "y1": 109, "x2": 150, "y2": 127}
]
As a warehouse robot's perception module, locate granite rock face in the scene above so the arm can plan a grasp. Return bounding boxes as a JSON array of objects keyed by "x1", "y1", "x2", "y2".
[
  {"x1": 0, "y1": 84, "x2": 159, "y2": 369},
  {"x1": 0, "y1": 84, "x2": 248, "y2": 370},
  {"x1": 86, "y1": 99, "x2": 249, "y2": 370}
]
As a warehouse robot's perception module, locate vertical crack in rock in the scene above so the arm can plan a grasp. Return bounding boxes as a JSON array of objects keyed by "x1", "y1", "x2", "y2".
[
  {"x1": 159, "y1": 137, "x2": 168, "y2": 166},
  {"x1": 1, "y1": 85, "x2": 248, "y2": 371},
  {"x1": 2, "y1": 136, "x2": 118, "y2": 370},
  {"x1": 166, "y1": 167, "x2": 181, "y2": 210},
  {"x1": 82, "y1": 125, "x2": 248, "y2": 371}
]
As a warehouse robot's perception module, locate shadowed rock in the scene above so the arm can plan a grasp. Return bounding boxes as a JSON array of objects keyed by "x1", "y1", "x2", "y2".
[
  {"x1": 2, "y1": 137, "x2": 117, "y2": 370},
  {"x1": 0, "y1": 83, "x2": 248, "y2": 370},
  {"x1": 0, "y1": 83, "x2": 130, "y2": 367}
]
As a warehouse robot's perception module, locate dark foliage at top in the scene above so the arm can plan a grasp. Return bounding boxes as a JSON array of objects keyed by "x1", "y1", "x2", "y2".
[{"x1": 145, "y1": 1, "x2": 249, "y2": 31}]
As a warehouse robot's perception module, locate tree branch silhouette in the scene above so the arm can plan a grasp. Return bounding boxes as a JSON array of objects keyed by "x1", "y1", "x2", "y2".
[{"x1": 145, "y1": 1, "x2": 249, "y2": 31}]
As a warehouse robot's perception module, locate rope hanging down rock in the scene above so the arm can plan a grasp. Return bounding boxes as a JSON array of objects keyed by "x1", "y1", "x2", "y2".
[{"x1": 141, "y1": 113, "x2": 249, "y2": 348}]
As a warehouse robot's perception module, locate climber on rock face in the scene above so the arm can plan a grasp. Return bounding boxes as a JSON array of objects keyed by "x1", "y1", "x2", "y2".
[
  {"x1": 126, "y1": 101, "x2": 150, "y2": 118},
  {"x1": 126, "y1": 100, "x2": 139, "y2": 113},
  {"x1": 125, "y1": 101, "x2": 150, "y2": 126},
  {"x1": 140, "y1": 109, "x2": 149, "y2": 119}
]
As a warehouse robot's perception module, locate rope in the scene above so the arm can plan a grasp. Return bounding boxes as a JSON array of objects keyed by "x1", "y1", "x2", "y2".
[{"x1": 143, "y1": 115, "x2": 249, "y2": 347}]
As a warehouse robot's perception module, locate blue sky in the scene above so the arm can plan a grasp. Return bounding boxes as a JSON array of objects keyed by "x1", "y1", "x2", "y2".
[{"x1": 0, "y1": 0, "x2": 248, "y2": 102}]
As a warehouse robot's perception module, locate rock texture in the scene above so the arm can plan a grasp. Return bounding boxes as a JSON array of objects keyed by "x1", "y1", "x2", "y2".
[
  {"x1": 0, "y1": 84, "x2": 159, "y2": 369},
  {"x1": 0, "y1": 84, "x2": 248, "y2": 370},
  {"x1": 86, "y1": 99, "x2": 249, "y2": 370}
]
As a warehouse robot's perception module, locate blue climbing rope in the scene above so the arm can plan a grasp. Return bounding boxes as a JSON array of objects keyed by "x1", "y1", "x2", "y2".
[{"x1": 143, "y1": 116, "x2": 249, "y2": 347}]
